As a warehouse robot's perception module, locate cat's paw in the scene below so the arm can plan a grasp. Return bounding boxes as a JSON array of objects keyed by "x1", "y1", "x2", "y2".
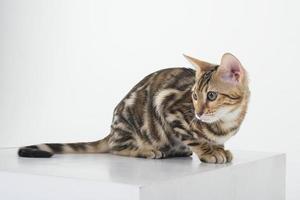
[
  {"x1": 199, "y1": 149, "x2": 233, "y2": 164},
  {"x1": 142, "y1": 150, "x2": 165, "y2": 159},
  {"x1": 224, "y1": 150, "x2": 233, "y2": 162}
]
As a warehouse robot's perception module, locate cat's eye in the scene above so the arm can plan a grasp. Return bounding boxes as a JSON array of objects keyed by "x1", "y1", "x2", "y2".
[
  {"x1": 207, "y1": 91, "x2": 218, "y2": 101},
  {"x1": 192, "y1": 92, "x2": 198, "y2": 100}
]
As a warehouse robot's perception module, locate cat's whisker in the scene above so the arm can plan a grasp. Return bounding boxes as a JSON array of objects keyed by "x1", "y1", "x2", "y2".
[{"x1": 189, "y1": 117, "x2": 197, "y2": 127}]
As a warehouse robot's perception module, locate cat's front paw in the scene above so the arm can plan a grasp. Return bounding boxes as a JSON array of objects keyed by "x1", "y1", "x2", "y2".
[{"x1": 199, "y1": 149, "x2": 233, "y2": 164}]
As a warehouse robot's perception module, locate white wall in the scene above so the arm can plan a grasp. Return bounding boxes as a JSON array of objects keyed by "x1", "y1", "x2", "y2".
[{"x1": 0, "y1": 0, "x2": 299, "y2": 199}]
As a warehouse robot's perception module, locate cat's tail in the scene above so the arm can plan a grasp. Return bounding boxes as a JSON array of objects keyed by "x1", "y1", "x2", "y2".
[{"x1": 18, "y1": 136, "x2": 111, "y2": 158}]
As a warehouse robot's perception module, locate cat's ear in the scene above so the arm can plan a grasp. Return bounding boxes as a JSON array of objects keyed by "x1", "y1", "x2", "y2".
[
  {"x1": 183, "y1": 54, "x2": 212, "y2": 79},
  {"x1": 218, "y1": 53, "x2": 244, "y2": 85}
]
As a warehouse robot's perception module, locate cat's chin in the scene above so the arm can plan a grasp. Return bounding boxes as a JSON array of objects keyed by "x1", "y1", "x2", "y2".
[
  {"x1": 199, "y1": 118, "x2": 219, "y2": 124},
  {"x1": 195, "y1": 115, "x2": 219, "y2": 124}
]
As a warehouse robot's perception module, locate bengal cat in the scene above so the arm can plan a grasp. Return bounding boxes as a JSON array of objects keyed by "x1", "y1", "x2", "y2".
[{"x1": 18, "y1": 53, "x2": 249, "y2": 164}]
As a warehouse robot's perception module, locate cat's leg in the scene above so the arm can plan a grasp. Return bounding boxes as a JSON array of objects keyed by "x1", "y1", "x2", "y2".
[
  {"x1": 166, "y1": 115, "x2": 232, "y2": 163},
  {"x1": 188, "y1": 140, "x2": 232, "y2": 164},
  {"x1": 109, "y1": 129, "x2": 166, "y2": 159},
  {"x1": 192, "y1": 143, "x2": 233, "y2": 164}
]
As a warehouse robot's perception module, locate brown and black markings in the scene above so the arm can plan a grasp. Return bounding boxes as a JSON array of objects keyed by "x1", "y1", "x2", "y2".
[{"x1": 18, "y1": 53, "x2": 249, "y2": 164}]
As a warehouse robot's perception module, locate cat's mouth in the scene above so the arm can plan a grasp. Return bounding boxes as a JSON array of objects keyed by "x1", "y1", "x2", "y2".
[{"x1": 195, "y1": 113, "x2": 219, "y2": 123}]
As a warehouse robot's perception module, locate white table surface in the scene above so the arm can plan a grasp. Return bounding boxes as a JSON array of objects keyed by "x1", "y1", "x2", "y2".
[
  {"x1": 0, "y1": 149, "x2": 282, "y2": 186},
  {"x1": 0, "y1": 149, "x2": 286, "y2": 200}
]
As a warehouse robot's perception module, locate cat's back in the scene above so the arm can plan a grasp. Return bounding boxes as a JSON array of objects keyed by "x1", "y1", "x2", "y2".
[
  {"x1": 113, "y1": 67, "x2": 195, "y2": 118},
  {"x1": 150, "y1": 67, "x2": 195, "y2": 91},
  {"x1": 128, "y1": 67, "x2": 195, "y2": 94}
]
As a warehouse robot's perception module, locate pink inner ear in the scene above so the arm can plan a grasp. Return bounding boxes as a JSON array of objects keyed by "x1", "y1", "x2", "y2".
[
  {"x1": 230, "y1": 64, "x2": 241, "y2": 81},
  {"x1": 219, "y1": 53, "x2": 243, "y2": 84}
]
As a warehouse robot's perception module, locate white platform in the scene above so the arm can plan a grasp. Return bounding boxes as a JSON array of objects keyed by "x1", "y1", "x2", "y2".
[{"x1": 0, "y1": 149, "x2": 285, "y2": 200}]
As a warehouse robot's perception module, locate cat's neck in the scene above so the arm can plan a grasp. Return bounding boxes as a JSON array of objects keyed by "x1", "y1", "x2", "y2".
[{"x1": 190, "y1": 103, "x2": 247, "y2": 145}]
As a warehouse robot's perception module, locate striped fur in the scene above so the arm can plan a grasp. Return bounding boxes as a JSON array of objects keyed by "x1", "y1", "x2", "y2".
[{"x1": 18, "y1": 53, "x2": 249, "y2": 164}]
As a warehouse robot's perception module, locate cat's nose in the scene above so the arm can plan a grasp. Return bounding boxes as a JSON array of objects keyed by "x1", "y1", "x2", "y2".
[
  {"x1": 196, "y1": 104, "x2": 206, "y2": 117},
  {"x1": 196, "y1": 111, "x2": 204, "y2": 117}
]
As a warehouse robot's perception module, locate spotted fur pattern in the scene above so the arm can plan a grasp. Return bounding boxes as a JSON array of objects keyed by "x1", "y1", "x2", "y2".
[{"x1": 18, "y1": 53, "x2": 249, "y2": 164}]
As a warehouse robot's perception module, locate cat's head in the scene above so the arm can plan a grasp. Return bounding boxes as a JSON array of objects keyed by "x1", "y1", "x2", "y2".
[{"x1": 184, "y1": 53, "x2": 249, "y2": 124}]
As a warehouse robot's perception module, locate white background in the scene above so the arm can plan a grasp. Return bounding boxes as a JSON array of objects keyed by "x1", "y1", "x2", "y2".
[{"x1": 0, "y1": 0, "x2": 299, "y2": 199}]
